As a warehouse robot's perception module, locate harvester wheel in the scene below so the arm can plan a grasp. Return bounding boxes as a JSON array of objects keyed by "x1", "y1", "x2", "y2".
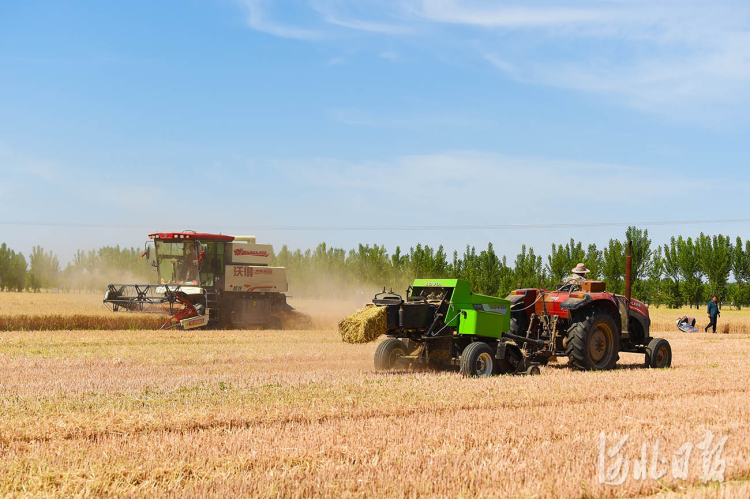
[
  {"x1": 645, "y1": 338, "x2": 672, "y2": 369},
  {"x1": 460, "y1": 342, "x2": 495, "y2": 378},
  {"x1": 265, "y1": 316, "x2": 283, "y2": 330},
  {"x1": 565, "y1": 309, "x2": 620, "y2": 371},
  {"x1": 374, "y1": 338, "x2": 408, "y2": 371}
]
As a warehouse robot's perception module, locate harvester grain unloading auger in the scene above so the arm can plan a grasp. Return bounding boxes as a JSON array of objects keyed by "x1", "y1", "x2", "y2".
[
  {"x1": 348, "y1": 242, "x2": 672, "y2": 376},
  {"x1": 103, "y1": 231, "x2": 293, "y2": 330}
]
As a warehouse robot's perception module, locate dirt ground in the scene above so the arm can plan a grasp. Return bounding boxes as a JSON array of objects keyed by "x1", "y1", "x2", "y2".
[{"x1": 1, "y1": 292, "x2": 749, "y2": 497}]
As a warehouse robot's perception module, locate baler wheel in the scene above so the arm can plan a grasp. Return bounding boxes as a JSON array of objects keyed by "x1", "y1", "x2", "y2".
[
  {"x1": 565, "y1": 309, "x2": 620, "y2": 371},
  {"x1": 645, "y1": 338, "x2": 672, "y2": 368},
  {"x1": 495, "y1": 343, "x2": 522, "y2": 374},
  {"x1": 525, "y1": 365, "x2": 541, "y2": 376},
  {"x1": 460, "y1": 342, "x2": 495, "y2": 378},
  {"x1": 374, "y1": 338, "x2": 408, "y2": 371}
]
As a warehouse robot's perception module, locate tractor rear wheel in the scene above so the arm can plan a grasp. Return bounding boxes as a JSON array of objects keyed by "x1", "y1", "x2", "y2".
[
  {"x1": 510, "y1": 312, "x2": 529, "y2": 337},
  {"x1": 374, "y1": 338, "x2": 408, "y2": 371},
  {"x1": 460, "y1": 342, "x2": 495, "y2": 378},
  {"x1": 645, "y1": 338, "x2": 672, "y2": 368},
  {"x1": 566, "y1": 309, "x2": 620, "y2": 371}
]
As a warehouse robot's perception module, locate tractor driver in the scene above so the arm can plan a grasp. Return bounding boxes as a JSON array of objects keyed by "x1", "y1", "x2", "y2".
[{"x1": 564, "y1": 263, "x2": 590, "y2": 290}]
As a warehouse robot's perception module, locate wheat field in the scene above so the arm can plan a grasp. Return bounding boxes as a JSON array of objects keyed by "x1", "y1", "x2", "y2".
[{"x1": 1, "y1": 292, "x2": 750, "y2": 497}]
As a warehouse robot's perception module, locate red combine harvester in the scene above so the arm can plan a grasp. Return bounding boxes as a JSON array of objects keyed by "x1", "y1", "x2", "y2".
[
  {"x1": 504, "y1": 242, "x2": 671, "y2": 371},
  {"x1": 103, "y1": 231, "x2": 292, "y2": 330}
]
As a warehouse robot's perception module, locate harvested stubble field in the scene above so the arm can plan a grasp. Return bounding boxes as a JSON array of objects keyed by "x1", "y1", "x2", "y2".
[{"x1": 2, "y1": 292, "x2": 750, "y2": 498}]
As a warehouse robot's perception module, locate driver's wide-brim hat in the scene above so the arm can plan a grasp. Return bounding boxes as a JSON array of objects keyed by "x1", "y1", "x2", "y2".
[{"x1": 571, "y1": 263, "x2": 590, "y2": 274}]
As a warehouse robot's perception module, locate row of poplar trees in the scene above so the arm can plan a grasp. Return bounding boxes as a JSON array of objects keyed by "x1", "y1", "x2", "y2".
[
  {"x1": 274, "y1": 227, "x2": 750, "y2": 308},
  {"x1": 1, "y1": 226, "x2": 749, "y2": 308},
  {"x1": 0, "y1": 244, "x2": 150, "y2": 292}
]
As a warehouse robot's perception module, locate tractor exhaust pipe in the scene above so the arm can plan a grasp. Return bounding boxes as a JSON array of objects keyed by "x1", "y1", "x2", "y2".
[{"x1": 625, "y1": 241, "x2": 632, "y2": 303}]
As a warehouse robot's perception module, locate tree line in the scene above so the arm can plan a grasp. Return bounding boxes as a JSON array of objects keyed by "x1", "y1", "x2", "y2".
[
  {"x1": 274, "y1": 227, "x2": 749, "y2": 307},
  {"x1": 0, "y1": 244, "x2": 151, "y2": 293},
  {"x1": 1, "y1": 226, "x2": 749, "y2": 308}
]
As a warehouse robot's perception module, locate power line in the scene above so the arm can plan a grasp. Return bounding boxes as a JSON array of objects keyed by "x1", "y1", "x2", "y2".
[{"x1": 1, "y1": 218, "x2": 750, "y2": 231}]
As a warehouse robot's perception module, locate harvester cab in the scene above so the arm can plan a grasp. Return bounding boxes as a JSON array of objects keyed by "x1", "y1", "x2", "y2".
[
  {"x1": 103, "y1": 231, "x2": 292, "y2": 330},
  {"x1": 370, "y1": 243, "x2": 672, "y2": 376}
]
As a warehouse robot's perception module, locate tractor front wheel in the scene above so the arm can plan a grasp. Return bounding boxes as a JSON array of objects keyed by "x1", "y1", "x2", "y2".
[
  {"x1": 566, "y1": 309, "x2": 620, "y2": 371},
  {"x1": 645, "y1": 338, "x2": 672, "y2": 368},
  {"x1": 374, "y1": 338, "x2": 408, "y2": 371},
  {"x1": 460, "y1": 342, "x2": 495, "y2": 378}
]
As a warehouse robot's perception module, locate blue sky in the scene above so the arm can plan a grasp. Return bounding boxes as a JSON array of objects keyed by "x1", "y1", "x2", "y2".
[{"x1": 1, "y1": 0, "x2": 750, "y2": 263}]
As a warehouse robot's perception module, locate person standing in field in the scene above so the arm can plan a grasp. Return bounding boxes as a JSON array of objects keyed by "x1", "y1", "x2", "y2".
[{"x1": 705, "y1": 295, "x2": 720, "y2": 333}]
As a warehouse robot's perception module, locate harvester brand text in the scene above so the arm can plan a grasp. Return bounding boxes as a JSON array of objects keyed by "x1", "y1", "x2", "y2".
[
  {"x1": 233, "y1": 267, "x2": 274, "y2": 277},
  {"x1": 234, "y1": 248, "x2": 270, "y2": 257}
]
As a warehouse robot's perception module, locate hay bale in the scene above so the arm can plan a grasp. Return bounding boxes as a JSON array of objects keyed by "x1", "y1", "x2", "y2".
[{"x1": 338, "y1": 306, "x2": 387, "y2": 344}]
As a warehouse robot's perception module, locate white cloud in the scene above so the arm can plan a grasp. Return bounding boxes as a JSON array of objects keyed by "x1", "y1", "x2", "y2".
[
  {"x1": 415, "y1": 0, "x2": 607, "y2": 28},
  {"x1": 238, "y1": 0, "x2": 323, "y2": 40},
  {"x1": 322, "y1": 14, "x2": 413, "y2": 35},
  {"x1": 481, "y1": 52, "x2": 515, "y2": 75},
  {"x1": 379, "y1": 51, "x2": 400, "y2": 61},
  {"x1": 326, "y1": 56, "x2": 346, "y2": 66},
  {"x1": 261, "y1": 150, "x2": 750, "y2": 259},
  {"x1": 271, "y1": 150, "x2": 748, "y2": 222},
  {"x1": 416, "y1": 1, "x2": 750, "y2": 116},
  {"x1": 95, "y1": 184, "x2": 166, "y2": 208},
  {"x1": 233, "y1": 1, "x2": 750, "y2": 119},
  {"x1": 331, "y1": 108, "x2": 486, "y2": 128},
  {"x1": 310, "y1": 0, "x2": 414, "y2": 34},
  {"x1": 481, "y1": 39, "x2": 750, "y2": 118},
  {"x1": 0, "y1": 141, "x2": 60, "y2": 182}
]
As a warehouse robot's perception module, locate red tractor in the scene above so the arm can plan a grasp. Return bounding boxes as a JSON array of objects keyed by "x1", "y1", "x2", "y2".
[{"x1": 502, "y1": 243, "x2": 671, "y2": 371}]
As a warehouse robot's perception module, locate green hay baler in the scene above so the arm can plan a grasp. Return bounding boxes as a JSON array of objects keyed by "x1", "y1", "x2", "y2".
[{"x1": 372, "y1": 278, "x2": 540, "y2": 376}]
